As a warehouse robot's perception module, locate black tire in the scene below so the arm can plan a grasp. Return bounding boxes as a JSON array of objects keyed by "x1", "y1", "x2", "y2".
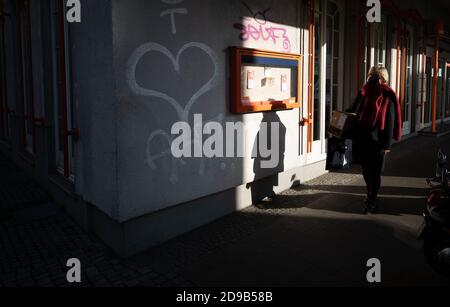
[{"x1": 424, "y1": 234, "x2": 450, "y2": 278}]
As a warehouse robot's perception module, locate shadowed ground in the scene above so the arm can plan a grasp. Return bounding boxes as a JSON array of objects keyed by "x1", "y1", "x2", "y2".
[{"x1": 1, "y1": 134, "x2": 450, "y2": 287}]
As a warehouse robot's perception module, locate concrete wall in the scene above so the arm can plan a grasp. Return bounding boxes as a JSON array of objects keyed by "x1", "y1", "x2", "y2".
[
  {"x1": 112, "y1": 0, "x2": 307, "y2": 222},
  {"x1": 68, "y1": 0, "x2": 119, "y2": 219}
]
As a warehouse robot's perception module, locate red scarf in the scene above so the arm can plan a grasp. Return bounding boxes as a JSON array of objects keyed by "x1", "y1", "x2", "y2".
[{"x1": 359, "y1": 82, "x2": 403, "y2": 142}]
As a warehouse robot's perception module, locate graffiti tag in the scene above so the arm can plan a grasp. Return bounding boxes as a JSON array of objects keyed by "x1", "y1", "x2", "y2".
[{"x1": 234, "y1": 2, "x2": 291, "y2": 53}]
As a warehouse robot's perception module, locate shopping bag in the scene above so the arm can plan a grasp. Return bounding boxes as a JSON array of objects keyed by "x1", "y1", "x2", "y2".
[
  {"x1": 326, "y1": 137, "x2": 351, "y2": 170},
  {"x1": 329, "y1": 111, "x2": 358, "y2": 139}
]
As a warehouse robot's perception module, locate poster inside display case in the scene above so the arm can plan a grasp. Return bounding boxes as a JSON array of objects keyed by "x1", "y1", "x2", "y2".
[{"x1": 230, "y1": 47, "x2": 302, "y2": 114}]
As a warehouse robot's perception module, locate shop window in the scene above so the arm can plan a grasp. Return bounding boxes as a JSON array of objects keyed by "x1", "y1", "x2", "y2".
[
  {"x1": 51, "y1": 0, "x2": 77, "y2": 180},
  {"x1": 313, "y1": 0, "x2": 322, "y2": 142},
  {"x1": 308, "y1": 0, "x2": 344, "y2": 150},
  {"x1": 424, "y1": 57, "x2": 432, "y2": 125},
  {"x1": 325, "y1": 0, "x2": 341, "y2": 137},
  {"x1": 394, "y1": 25, "x2": 413, "y2": 134},
  {"x1": 15, "y1": 0, "x2": 37, "y2": 154},
  {"x1": 446, "y1": 64, "x2": 450, "y2": 118},
  {"x1": 369, "y1": 18, "x2": 386, "y2": 67}
]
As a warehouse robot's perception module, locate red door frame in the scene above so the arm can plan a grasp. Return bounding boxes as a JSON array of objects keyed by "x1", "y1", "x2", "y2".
[
  {"x1": 431, "y1": 22, "x2": 444, "y2": 133},
  {"x1": 306, "y1": 0, "x2": 315, "y2": 153}
]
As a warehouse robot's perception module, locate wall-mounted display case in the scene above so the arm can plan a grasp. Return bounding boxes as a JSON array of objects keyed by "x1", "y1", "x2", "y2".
[{"x1": 230, "y1": 47, "x2": 302, "y2": 114}]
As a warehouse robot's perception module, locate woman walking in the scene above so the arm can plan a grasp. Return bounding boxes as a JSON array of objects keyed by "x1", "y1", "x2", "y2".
[{"x1": 349, "y1": 66, "x2": 403, "y2": 214}]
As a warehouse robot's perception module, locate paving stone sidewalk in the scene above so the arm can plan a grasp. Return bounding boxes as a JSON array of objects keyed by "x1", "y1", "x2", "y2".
[
  {"x1": 1, "y1": 133, "x2": 450, "y2": 287},
  {"x1": 0, "y1": 155, "x2": 192, "y2": 287}
]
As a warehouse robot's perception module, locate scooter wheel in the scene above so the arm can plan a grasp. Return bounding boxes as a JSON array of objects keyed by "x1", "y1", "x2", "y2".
[{"x1": 424, "y1": 234, "x2": 450, "y2": 278}]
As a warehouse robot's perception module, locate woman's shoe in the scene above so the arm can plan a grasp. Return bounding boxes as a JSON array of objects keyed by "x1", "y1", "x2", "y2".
[
  {"x1": 363, "y1": 194, "x2": 372, "y2": 213},
  {"x1": 363, "y1": 197, "x2": 378, "y2": 215},
  {"x1": 366, "y1": 203, "x2": 378, "y2": 215}
]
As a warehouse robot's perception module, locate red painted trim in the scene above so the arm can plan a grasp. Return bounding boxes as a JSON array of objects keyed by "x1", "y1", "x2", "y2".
[
  {"x1": 229, "y1": 47, "x2": 301, "y2": 114},
  {"x1": 431, "y1": 23, "x2": 441, "y2": 133}
]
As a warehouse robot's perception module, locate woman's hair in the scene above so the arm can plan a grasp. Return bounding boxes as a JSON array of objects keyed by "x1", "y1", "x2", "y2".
[{"x1": 368, "y1": 66, "x2": 389, "y2": 84}]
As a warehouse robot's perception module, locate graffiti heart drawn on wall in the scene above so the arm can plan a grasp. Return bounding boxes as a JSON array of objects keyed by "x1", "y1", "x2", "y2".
[
  {"x1": 123, "y1": 0, "x2": 226, "y2": 184},
  {"x1": 126, "y1": 42, "x2": 222, "y2": 184},
  {"x1": 234, "y1": 2, "x2": 292, "y2": 53},
  {"x1": 127, "y1": 42, "x2": 219, "y2": 122}
]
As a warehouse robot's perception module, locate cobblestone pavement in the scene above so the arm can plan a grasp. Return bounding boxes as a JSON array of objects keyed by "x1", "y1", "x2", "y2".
[
  {"x1": 0, "y1": 155, "x2": 193, "y2": 287},
  {"x1": 1, "y1": 134, "x2": 450, "y2": 287},
  {"x1": 132, "y1": 134, "x2": 450, "y2": 286}
]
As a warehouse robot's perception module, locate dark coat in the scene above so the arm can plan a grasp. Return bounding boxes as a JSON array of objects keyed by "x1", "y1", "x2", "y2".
[{"x1": 347, "y1": 93, "x2": 396, "y2": 164}]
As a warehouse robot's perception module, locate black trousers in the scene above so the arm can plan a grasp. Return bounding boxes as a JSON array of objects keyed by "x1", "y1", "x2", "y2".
[{"x1": 361, "y1": 143, "x2": 385, "y2": 199}]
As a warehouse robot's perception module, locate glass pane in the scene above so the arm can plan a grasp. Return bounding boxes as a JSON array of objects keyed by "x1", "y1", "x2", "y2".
[
  {"x1": 334, "y1": 31, "x2": 339, "y2": 57},
  {"x1": 325, "y1": 14, "x2": 333, "y2": 136},
  {"x1": 332, "y1": 85, "x2": 338, "y2": 111},
  {"x1": 333, "y1": 58, "x2": 339, "y2": 81},
  {"x1": 334, "y1": 12, "x2": 340, "y2": 30},
  {"x1": 327, "y1": 1, "x2": 337, "y2": 15},
  {"x1": 425, "y1": 60, "x2": 432, "y2": 124},
  {"x1": 437, "y1": 60, "x2": 444, "y2": 119},
  {"x1": 446, "y1": 69, "x2": 450, "y2": 117},
  {"x1": 313, "y1": 11, "x2": 321, "y2": 142}
]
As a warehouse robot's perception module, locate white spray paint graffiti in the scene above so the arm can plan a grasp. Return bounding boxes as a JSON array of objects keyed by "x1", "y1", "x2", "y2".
[
  {"x1": 126, "y1": 42, "x2": 222, "y2": 183},
  {"x1": 145, "y1": 130, "x2": 186, "y2": 184},
  {"x1": 126, "y1": 42, "x2": 219, "y2": 122},
  {"x1": 160, "y1": 0, "x2": 188, "y2": 35}
]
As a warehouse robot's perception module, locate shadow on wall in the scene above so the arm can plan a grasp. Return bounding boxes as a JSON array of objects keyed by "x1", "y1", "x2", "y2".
[{"x1": 246, "y1": 107, "x2": 286, "y2": 206}]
